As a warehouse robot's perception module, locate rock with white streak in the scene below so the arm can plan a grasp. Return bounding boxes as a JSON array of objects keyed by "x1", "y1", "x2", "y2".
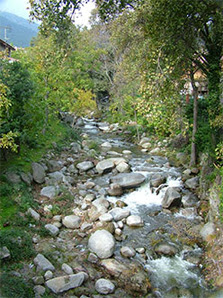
[{"x1": 45, "y1": 272, "x2": 88, "y2": 294}]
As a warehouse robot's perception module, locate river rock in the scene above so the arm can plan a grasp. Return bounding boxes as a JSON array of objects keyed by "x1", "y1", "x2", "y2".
[
  {"x1": 141, "y1": 142, "x2": 152, "y2": 149},
  {"x1": 109, "y1": 207, "x2": 130, "y2": 221},
  {"x1": 162, "y1": 187, "x2": 181, "y2": 209},
  {"x1": 80, "y1": 222, "x2": 93, "y2": 232},
  {"x1": 101, "y1": 141, "x2": 112, "y2": 149},
  {"x1": 71, "y1": 142, "x2": 81, "y2": 153},
  {"x1": 76, "y1": 161, "x2": 94, "y2": 172},
  {"x1": 101, "y1": 258, "x2": 151, "y2": 295},
  {"x1": 62, "y1": 215, "x2": 81, "y2": 229},
  {"x1": 185, "y1": 176, "x2": 199, "y2": 190},
  {"x1": 182, "y1": 193, "x2": 199, "y2": 208},
  {"x1": 150, "y1": 147, "x2": 161, "y2": 154},
  {"x1": 116, "y1": 161, "x2": 130, "y2": 173},
  {"x1": 120, "y1": 246, "x2": 136, "y2": 258},
  {"x1": 45, "y1": 224, "x2": 59, "y2": 236},
  {"x1": 88, "y1": 230, "x2": 115, "y2": 259},
  {"x1": 34, "y1": 285, "x2": 46, "y2": 296},
  {"x1": 99, "y1": 213, "x2": 113, "y2": 222},
  {"x1": 96, "y1": 159, "x2": 115, "y2": 174},
  {"x1": 32, "y1": 162, "x2": 46, "y2": 184},
  {"x1": 150, "y1": 174, "x2": 166, "y2": 188},
  {"x1": 62, "y1": 263, "x2": 73, "y2": 275},
  {"x1": 27, "y1": 207, "x2": 40, "y2": 221},
  {"x1": 20, "y1": 172, "x2": 33, "y2": 185},
  {"x1": 76, "y1": 117, "x2": 85, "y2": 126},
  {"x1": 154, "y1": 243, "x2": 178, "y2": 256},
  {"x1": 126, "y1": 215, "x2": 144, "y2": 227},
  {"x1": 47, "y1": 160, "x2": 63, "y2": 173},
  {"x1": 95, "y1": 278, "x2": 115, "y2": 294},
  {"x1": 34, "y1": 254, "x2": 55, "y2": 272},
  {"x1": 110, "y1": 173, "x2": 145, "y2": 189},
  {"x1": 45, "y1": 272, "x2": 88, "y2": 294},
  {"x1": 200, "y1": 222, "x2": 215, "y2": 241},
  {"x1": 40, "y1": 186, "x2": 57, "y2": 199},
  {"x1": 0, "y1": 246, "x2": 10, "y2": 259},
  {"x1": 5, "y1": 172, "x2": 21, "y2": 183},
  {"x1": 107, "y1": 183, "x2": 123, "y2": 196},
  {"x1": 48, "y1": 171, "x2": 64, "y2": 183},
  {"x1": 44, "y1": 270, "x2": 54, "y2": 280},
  {"x1": 139, "y1": 137, "x2": 151, "y2": 146}
]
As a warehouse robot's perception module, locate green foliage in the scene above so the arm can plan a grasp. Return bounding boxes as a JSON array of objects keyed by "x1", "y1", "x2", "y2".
[
  {"x1": 0, "y1": 272, "x2": 34, "y2": 298},
  {"x1": 186, "y1": 97, "x2": 213, "y2": 153},
  {"x1": 0, "y1": 60, "x2": 35, "y2": 156}
]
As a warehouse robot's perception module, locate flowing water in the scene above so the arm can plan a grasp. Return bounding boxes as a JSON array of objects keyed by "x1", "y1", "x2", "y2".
[{"x1": 82, "y1": 118, "x2": 215, "y2": 297}]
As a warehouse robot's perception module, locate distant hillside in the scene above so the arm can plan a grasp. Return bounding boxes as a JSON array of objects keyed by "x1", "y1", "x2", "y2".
[{"x1": 0, "y1": 11, "x2": 39, "y2": 47}]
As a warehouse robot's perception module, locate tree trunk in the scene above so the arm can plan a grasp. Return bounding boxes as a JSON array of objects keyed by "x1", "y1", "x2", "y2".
[
  {"x1": 42, "y1": 91, "x2": 50, "y2": 135},
  {"x1": 190, "y1": 71, "x2": 198, "y2": 166}
]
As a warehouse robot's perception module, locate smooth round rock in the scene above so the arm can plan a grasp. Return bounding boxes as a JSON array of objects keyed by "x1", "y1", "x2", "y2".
[
  {"x1": 120, "y1": 246, "x2": 136, "y2": 258},
  {"x1": 126, "y1": 215, "x2": 144, "y2": 227},
  {"x1": 88, "y1": 230, "x2": 115, "y2": 259},
  {"x1": 95, "y1": 278, "x2": 115, "y2": 294}
]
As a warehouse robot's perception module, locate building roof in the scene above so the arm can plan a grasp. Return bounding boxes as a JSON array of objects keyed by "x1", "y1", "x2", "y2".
[{"x1": 0, "y1": 38, "x2": 15, "y2": 51}]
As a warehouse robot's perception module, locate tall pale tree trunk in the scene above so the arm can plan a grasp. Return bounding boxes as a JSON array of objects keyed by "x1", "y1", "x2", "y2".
[{"x1": 190, "y1": 70, "x2": 198, "y2": 166}]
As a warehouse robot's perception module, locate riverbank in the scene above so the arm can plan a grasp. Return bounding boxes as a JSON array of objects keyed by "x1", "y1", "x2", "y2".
[{"x1": 1, "y1": 116, "x2": 223, "y2": 297}]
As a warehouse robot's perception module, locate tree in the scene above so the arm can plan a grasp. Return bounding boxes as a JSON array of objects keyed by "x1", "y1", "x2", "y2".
[{"x1": 0, "y1": 60, "x2": 35, "y2": 155}]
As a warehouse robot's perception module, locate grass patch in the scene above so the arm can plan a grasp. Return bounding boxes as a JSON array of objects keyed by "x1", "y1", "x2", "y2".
[
  {"x1": 0, "y1": 229, "x2": 34, "y2": 263},
  {"x1": 0, "y1": 272, "x2": 34, "y2": 298}
]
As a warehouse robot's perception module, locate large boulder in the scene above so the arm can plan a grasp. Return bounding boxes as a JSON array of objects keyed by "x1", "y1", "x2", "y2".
[
  {"x1": 162, "y1": 187, "x2": 181, "y2": 209},
  {"x1": 45, "y1": 272, "x2": 88, "y2": 294},
  {"x1": 110, "y1": 173, "x2": 145, "y2": 189},
  {"x1": 32, "y1": 162, "x2": 46, "y2": 184},
  {"x1": 101, "y1": 258, "x2": 151, "y2": 295},
  {"x1": 88, "y1": 230, "x2": 115, "y2": 259}
]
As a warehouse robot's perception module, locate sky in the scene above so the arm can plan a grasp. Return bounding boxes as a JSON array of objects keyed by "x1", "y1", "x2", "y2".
[{"x1": 0, "y1": 0, "x2": 95, "y2": 27}]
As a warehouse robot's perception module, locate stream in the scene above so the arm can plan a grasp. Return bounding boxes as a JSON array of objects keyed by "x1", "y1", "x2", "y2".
[{"x1": 81, "y1": 118, "x2": 210, "y2": 297}]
